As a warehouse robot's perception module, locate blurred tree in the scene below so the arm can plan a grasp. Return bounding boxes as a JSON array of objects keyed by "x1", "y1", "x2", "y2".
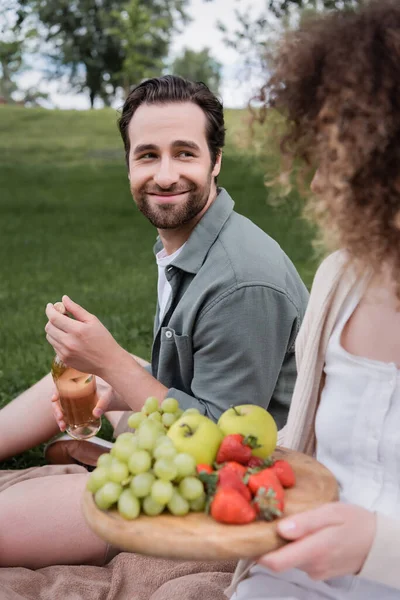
[
  {"x1": 170, "y1": 47, "x2": 222, "y2": 94},
  {"x1": 0, "y1": 40, "x2": 23, "y2": 103},
  {"x1": 112, "y1": 0, "x2": 189, "y2": 97},
  {"x1": 16, "y1": 0, "x2": 189, "y2": 107},
  {"x1": 267, "y1": 0, "x2": 363, "y2": 18},
  {"x1": 215, "y1": 0, "x2": 364, "y2": 92}
]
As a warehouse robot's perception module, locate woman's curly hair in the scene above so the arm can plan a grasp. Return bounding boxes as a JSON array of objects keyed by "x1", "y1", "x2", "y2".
[{"x1": 257, "y1": 0, "x2": 400, "y2": 291}]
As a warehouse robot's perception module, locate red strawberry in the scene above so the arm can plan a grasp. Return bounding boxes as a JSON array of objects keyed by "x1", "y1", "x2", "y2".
[
  {"x1": 218, "y1": 465, "x2": 252, "y2": 502},
  {"x1": 196, "y1": 464, "x2": 213, "y2": 475},
  {"x1": 220, "y1": 461, "x2": 247, "y2": 478},
  {"x1": 272, "y1": 460, "x2": 296, "y2": 488},
  {"x1": 254, "y1": 486, "x2": 285, "y2": 521},
  {"x1": 211, "y1": 488, "x2": 257, "y2": 524},
  {"x1": 216, "y1": 434, "x2": 260, "y2": 465},
  {"x1": 247, "y1": 456, "x2": 265, "y2": 469},
  {"x1": 272, "y1": 460, "x2": 296, "y2": 487},
  {"x1": 247, "y1": 468, "x2": 283, "y2": 499}
]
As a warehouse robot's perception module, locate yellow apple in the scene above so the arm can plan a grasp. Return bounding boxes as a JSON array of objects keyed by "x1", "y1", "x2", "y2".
[
  {"x1": 217, "y1": 405, "x2": 277, "y2": 459},
  {"x1": 167, "y1": 414, "x2": 223, "y2": 465}
]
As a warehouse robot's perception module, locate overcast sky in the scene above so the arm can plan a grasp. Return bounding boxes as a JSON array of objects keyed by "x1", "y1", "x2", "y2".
[{"x1": 16, "y1": 0, "x2": 267, "y2": 109}]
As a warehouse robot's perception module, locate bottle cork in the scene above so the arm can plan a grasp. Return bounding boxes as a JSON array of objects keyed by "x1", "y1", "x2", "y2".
[{"x1": 54, "y1": 301, "x2": 66, "y2": 315}]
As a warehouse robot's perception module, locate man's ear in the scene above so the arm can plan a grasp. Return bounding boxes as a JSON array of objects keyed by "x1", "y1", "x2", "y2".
[{"x1": 212, "y1": 151, "x2": 222, "y2": 178}]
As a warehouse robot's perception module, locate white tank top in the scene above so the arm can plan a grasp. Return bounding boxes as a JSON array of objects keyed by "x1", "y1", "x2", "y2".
[
  {"x1": 235, "y1": 284, "x2": 400, "y2": 599},
  {"x1": 315, "y1": 283, "x2": 400, "y2": 517}
]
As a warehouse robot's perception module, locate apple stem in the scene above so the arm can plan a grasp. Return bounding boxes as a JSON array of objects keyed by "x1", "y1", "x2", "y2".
[
  {"x1": 230, "y1": 405, "x2": 240, "y2": 416},
  {"x1": 180, "y1": 423, "x2": 193, "y2": 437}
]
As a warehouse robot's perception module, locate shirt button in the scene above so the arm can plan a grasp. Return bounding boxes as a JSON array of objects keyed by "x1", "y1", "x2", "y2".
[{"x1": 165, "y1": 330, "x2": 173, "y2": 339}]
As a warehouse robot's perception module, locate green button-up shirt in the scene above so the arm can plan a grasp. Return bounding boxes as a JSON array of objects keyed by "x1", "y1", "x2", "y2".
[{"x1": 150, "y1": 188, "x2": 309, "y2": 429}]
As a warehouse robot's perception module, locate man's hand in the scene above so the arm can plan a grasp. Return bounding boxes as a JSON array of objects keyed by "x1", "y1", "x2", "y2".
[
  {"x1": 45, "y1": 295, "x2": 124, "y2": 377},
  {"x1": 258, "y1": 503, "x2": 376, "y2": 580},
  {"x1": 50, "y1": 386, "x2": 114, "y2": 431}
]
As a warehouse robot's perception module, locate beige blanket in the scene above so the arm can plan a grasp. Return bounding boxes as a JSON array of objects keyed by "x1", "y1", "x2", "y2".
[
  {"x1": 0, "y1": 465, "x2": 235, "y2": 599},
  {"x1": 0, "y1": 554, "x2": 236, "y2": 600}
]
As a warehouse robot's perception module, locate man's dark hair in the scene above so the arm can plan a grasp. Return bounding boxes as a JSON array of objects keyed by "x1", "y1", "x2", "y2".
[{"x1": 118, "y1": 75, "x2": 225, "y2": 171}]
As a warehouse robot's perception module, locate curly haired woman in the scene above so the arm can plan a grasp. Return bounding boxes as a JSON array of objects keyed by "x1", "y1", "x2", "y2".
[{"x1": 227, "y1": 1, "x2": 400, "y2": 598}]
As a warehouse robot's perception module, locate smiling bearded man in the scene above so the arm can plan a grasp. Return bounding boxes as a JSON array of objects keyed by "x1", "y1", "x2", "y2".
[{"x1": 0, "y1": 75, "x2": 308, "y2": 575}]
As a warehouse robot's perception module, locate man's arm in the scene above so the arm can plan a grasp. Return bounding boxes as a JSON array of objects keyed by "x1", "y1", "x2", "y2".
[{"x1": 165, "y1": 284, "x2": 302, "y2": 424}]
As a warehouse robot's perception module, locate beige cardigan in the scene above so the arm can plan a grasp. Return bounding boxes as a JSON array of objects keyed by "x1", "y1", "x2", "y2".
[{"x1": 226, "y1": 251, "x2": 400, "y2": 596}]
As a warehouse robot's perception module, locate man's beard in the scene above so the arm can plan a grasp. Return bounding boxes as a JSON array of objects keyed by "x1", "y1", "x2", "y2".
[{"x1": 134, "y1": 174, "x2": 213, "y2": 229}]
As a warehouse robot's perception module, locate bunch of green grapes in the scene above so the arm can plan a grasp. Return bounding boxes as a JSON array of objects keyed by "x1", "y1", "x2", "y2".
[{"x1": 87, "y1": 397, "x2": 205, "y2": 520}]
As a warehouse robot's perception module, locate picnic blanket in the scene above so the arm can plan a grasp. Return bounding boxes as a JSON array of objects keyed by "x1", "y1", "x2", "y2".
[
  {"x1": 0, "y1": 554, "x2": 236, "y2": 600},
  {"x1": 0, "y1": 465, "x2": 236, "y2": 600}
]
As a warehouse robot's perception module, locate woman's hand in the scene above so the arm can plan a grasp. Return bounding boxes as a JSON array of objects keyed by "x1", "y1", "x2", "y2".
[
  {"x1": 258, "y1": 502, "x2": 376, "y2": 580},
  {"x1": 45, "y1": 295, "x2": 124, "y2": 377}
]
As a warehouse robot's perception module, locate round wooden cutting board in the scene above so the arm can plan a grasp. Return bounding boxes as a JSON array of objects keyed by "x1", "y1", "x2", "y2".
[{"x1": 82, "y1": 447, "x2": 338, "y2": 560}]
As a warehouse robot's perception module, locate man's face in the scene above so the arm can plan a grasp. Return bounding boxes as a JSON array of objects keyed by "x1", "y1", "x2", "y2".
[{"x1": 127, "y1": 102, "x2": 221, "y2": 230}]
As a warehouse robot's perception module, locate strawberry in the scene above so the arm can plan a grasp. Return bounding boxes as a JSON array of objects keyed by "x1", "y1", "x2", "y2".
[
  {"x1": 247, "y1": 468, "x2": 283, "y2": 498},
  {"x1": 218, "y1": 465, "x2": 252, "y2": 501},
  {"x1": 219, "y1": 461, "x2": 247, "y2": 478},
  {"x1": 247, "y1": 456, "x2": 265, "y2": 469},
  {"x1": 196, "y1": 464, "x2": 213, "y2": 475},
  {"x1": 216, "y1": 434, "x2": 261, "y2": 465},
  {"x1": 254, "y1": 485, "x2": 285, "y2": 521},
  {"x1": 272, "y1": 460, "x2": 296, "y2": 488},
  {"x1": 211, "y1": 488, "x2": 257, "y2": 524}
]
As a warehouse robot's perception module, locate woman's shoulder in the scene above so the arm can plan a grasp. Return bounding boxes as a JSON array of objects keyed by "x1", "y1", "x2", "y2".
[{"x1": 311, "y1": 250, "x2": 348, "y2": 290}]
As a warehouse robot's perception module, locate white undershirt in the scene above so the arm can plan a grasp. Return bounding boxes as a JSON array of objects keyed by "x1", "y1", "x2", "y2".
[{"x1": 156, "y1": 243, "x2": 186, "y2": 322}]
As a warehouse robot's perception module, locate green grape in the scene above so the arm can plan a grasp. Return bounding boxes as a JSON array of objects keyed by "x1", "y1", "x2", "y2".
[
  {"x1": 109, "y1": 459, "x2": 130, "y2": 483},
  {"x1": 161, "y1": 412, "x2": 177, "y2": 428},
  {"x1": 167, "y1": 490, "x2": 190, "y2": 516},
  {"x1": 151, "y1": 479, "x2": 174, "y2": 505},
  {"x1": 153, "y1": 458, "x2": 178, "y2": 481},
  {"x1": 137, "y1": 420, "x2": 160, "y2": 451},
  {"x1": 87, "y1": 467, "x2": 110, "y2": 493},
  {"x1": 118, "y1": 489, "x2": 141, "y2": 520},
  {"x1": 173, "y1": 453, "x2": 196, "y2": 479},
  {"x1": 189, "y1": 493, "x2": 206, "y2": 512},
  {"x1": 113, "y1": 437, "x2": 138, "y2": 463},
  {"x1": 179, "y1": 477, "x2": 204, "y2": 501},
  {"x1": 116, "y1": 432, "x2": 136, "y2": 443},
  {"x1": 127, "y1": 412, "x2": 146, "y2": 429},
  {"x1": 148, "y1": 411, "x2": 162, "y2": 423},
  {"x1": 160, "y1": 397, "x2": 179, "y2": 413},
  {"x1": 130, "y1": 472, "x2": 155, "y2": 498},
  {"x1": 144, "y1": 396, "x2": 160, "y2": 414},
  {"x1": 141, "y1": 405, "x2": 148, "y2": 415},
  {"x1": 128, "y1": 450, "x2": 152, "y2": 474},
  {"x1": 94, "y1": 482, "x2": 122, "y2": 510},
  {"x1": 97, "y1": 453, "x2": 113, "y2": 469},
  {"x1": 154, "y1": 435, "x2": 174, "y2": 448},
  {"x1": 142, "y1": 496, "x2": 165, "y2": 516},
  {"x1": 183, "y1": 408, "x2": 200, "y2": 416},
  {"x1": 175, "y1": 409, "x2": 184, "y2": 419},
  {"x1": 153, "y1": 444, "x2": 177, "y2": 461}
]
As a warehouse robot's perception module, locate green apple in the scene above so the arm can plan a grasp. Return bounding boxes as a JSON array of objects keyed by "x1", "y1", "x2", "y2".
[
  {"x1": 218, "y1": 405, "x2": 277, "y2": 459},
  {"x1": 167, "y1": 414, "x2": 223, "y2": 465}
]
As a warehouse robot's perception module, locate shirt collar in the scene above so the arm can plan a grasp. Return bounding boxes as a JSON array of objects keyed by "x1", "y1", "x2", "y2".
[{"x1": 153, "y1": 188, "x2": 234, "y2": 274}]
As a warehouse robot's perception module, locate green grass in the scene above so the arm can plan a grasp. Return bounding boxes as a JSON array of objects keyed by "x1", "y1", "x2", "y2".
[{"x1": 0, "y1": 105, "x2": 317, "y2": 469}]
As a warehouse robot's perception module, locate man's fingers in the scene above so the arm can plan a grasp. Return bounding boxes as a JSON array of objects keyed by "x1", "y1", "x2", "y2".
[
  {"x1": 50, "y1": 394, "x2": 66, "y2": 431},
  {"x1": 276, "y1": 503, "x2": 342, "y2": 540},
  {"x1": 93, "y1": 389, "x2": 113, "y2": 418},
  {"x1": 45, "y1": 303, "x2": 78, "y2": 333},
  {"x1": 62, "y1": 295, "x2": 92, "y2": 323}
]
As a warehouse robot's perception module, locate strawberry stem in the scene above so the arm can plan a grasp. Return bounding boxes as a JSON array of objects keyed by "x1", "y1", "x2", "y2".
[{"x1": 243, "y1": 435, "x2": 262, "y2": 449}]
